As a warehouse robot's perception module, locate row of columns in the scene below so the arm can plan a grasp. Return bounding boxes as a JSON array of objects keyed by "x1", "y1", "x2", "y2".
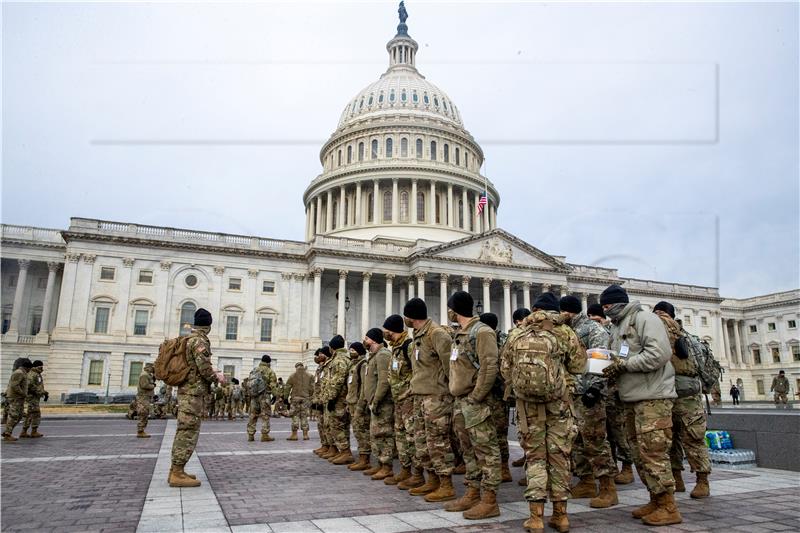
[
  {"x1": 720, "y1": 317, "x2": 746, "y2": 365},
  {"x1": 4, "y1": 259, "x2": 61, "y2": 339}
]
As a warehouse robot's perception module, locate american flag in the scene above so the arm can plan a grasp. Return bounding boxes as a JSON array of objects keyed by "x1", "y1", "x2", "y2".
[{"x1": 476, "y1": 191, "x2": 488, "y2": 214}]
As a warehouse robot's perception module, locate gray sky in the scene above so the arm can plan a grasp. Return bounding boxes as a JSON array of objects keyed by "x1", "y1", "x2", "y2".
[{"x1": 2, "y1": 1, "x2": 798, "y2": 298}]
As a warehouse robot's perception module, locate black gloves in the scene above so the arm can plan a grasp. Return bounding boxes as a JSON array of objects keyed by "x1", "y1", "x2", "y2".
[
  {"x1": 43, "y1": 392, "x2": 49, "y2": 402},
  {"x1": 581, "y1": 387, "x2": 601, "y2": 408},
  {"x1": 602, "y1": 359, "x2": 627, "y2": 380},
  {"x1": 327, "y1": 399, "x2": 336, "y2": 411}
]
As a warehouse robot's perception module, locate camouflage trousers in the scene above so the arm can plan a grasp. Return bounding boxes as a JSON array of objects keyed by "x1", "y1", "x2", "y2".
[
  {"x1": 348, "y1": 401, "x2": 371, "y2": 455},
  {"x1": 393, "y1": 396, "x2": 416, "y2": 468},
  {"x1": 670, "y1": 394, "x2": 711, "y2": 474},
  {"x1": 774, "y1": 392, "x2": 788, "y2": 405},
  {"x1": 171, "y1": 393, "x2": 203, "y2": 467},
  {"x1": 624, "y1": 399, "x2": 676, "y2": 496},
  {"x1": 328, "y1": 396, "x2": 351, "y2": 451},
  {"x1": 22, "y1": 397, "x2": 42, "y2": 430},
  {"x1": 3, "y1": 398, "x2": 24, "y2": 434},
  {"x1": 413, "y1": 394, "x2": 455, "y2": 476},
  {"x1": 290, "y1": 398, "x2": 310, "y2": 432},
  {"x1": 453, "y1": 396, "x2": 502, "y2": 492},
  {"x1": 136, "y1": 396, "x2": 151, "y2": 432},
  {"x1": 232, "y1": 399, "x2": 244, "y2": 418},
  {"x1": 518, "y1": 398, "x2": 576, "y2": 502},
  {"x1": 606, "y1": 391, "x2": 633, "y2": 465},
  {"x1": 369, "y1": 400, "x2": 395, "y2": 464},
  {"x1": 572, "y1": 394, "x2": 617, "y2": 478},
  {"x1": 317, "y1": 405, "x2": 331, "y2": 445},
  {"x1": 487, "y1": 394, "x2": 510, "y2": 463},
  {"x1": 247, "y1": 395, "x2": 272, "y2": 436}
]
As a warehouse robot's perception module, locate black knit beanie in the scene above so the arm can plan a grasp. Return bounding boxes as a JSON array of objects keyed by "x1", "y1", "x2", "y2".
[
  {"x1": 403, "y1": 298, "x2": 427, "y2": 320},
  {"x1": 532, "y1": 292, "x2": 560, "y2": 312},
  {"x1": 512, "y1": 308, "x2": 531, "y2": 322},
  {"x1": 194, "y1": 308, "x2": 212, "y2": 327},
  {"x1": 383, "y1": 314, "x2": 405, "y2": 333},
  {"x1": 261, "y1": 354, "x2": 271, "y2": 363},
  {"x1": 447, "y1": 291, "x2": 474, "y2": 318},
  {"x1": 479, "y1": 312, "x2": 498, "y2": 331},
  {"x1": 654, "y1": 301, "x2": 676, "y2": 318},
  {"x1": 559, "y1": 295, "x2": 581, "y2": 314},
  {"x1": 329, "y1": 335, "x2": 345, "y2": 350},
  {"x1": 365, "y1": 328, "x2": 384, "y2": 345},
  {"x1": 32, "y1": 360, "x2": 44, "y2": 368},
  {"x1": 587, "y1": 303, "x2": 605, "y2": 319},
  {"x1": 349, "y1": 342, "x2": 366, "y2": 355},
  {"x1": 599, "y1": 285, "x2": 629, "y2": 306}
]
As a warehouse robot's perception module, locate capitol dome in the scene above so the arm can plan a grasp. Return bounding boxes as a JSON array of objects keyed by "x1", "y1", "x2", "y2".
[{"x1": 302, "y1": 2, "x2": 499, "y2": 244}]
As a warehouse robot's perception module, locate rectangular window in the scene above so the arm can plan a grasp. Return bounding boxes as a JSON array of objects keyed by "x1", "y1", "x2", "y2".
[
  {"x1": 789, "y1": 320, "x2": 797, "y2": 329},
  {"x1": 228, "y1": 278, "x2": 242, "y2": 291},
  {"x1": 223, "y1": 365, "x2": 235, "y2": 381},
  {"x1": 225, "y1": 316, "x2": 239, "y2": 340},
  {"x1": 793, "y1": 345, "x2": 800, "y2": 362},
  {"x1": 100, "y1": 267, "x2": 116, "y2": 280},
  {"x1": 88, "y1": 360, "x2": 104, "y2": 385},
  {"x1": 2, "y1": 314, "x2": 10, "y2": 334},
  {"x1": 37, "y1": 278, "x2": 47, "y2": 289},
  {"x1": 262, "y1": 280, "x2": 275, "y2": 293},
  {"x1": 749, "y1": 324, "x2": 757, "y2": 333},
  {"x1": 753, "y1": 348, "x2": 761, "y2": 364},
  {"x1": 94, "y1": 307, "x2": 110, "y2": 334},
  {"x1": 768, "y1": 322, "x2": 776, "y2": 331},
  {"x1": 133, "y1": 310, "x2": 148, "y2": 335},
  {"x1": 138, "y1": 270, "x2": 153, "y2": 284},
  {"x1": 128, "y1": 361, "x2": 143, "y2": 387},
  {"x1": 683, "y1": 315, "x2": 692, "y2": 325},
  {"x1": 9, "y1": 275, "x2": 17, "y2": 288},
  {"x1": 29, "y1": 314, "x2": 41, "y2": 336},
  {"x1": 772, "y1": 347, "x2": 781, "y2": 363},
  {"x1": 260, "y1": 317, "x2": 273, "y2": 342},
  {"x1": 701, "y1": 316, "x2": 708, "y2": 326},
  {"x1": 756, "y1": 380, "x2": 764, "y2": 395}
]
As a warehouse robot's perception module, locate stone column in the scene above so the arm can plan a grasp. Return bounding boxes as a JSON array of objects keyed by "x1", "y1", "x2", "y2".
[
  {"x1": 55, "y1": 253, "x2": 81, "y2": 331},
  {"x1": 461, "y1": 275, "x2": 471, "y2": 292},
  {"x1": 560, "y1": 285, "x2": 568, "y2": 298},
  {"x1": 408, "y1": 277, "x2": 415, "y2": 300},
  {"x1": 391, "y1": 178, "x2": 399, "y2": 224},
  {"x1": 461, "y1": 188, "x2": 469, "y2": 230},
  {"x1": 338, "y1": 186, "x2": 346, "y2": 228},
  {"x1": 385, "y1": 274, "x2": 394, "y2": 316},
  {"x1": 482, "y1": 278, "x2": 492, "y2": 313},
  {"x1": 483, "y1": 197, "x2": 490, "y2": 232},
  {"x1": 430, "y1": 181, "x2": 437, "y2": 224},
  {"x1": 447, "y1": 184, "x2": 454, "y2": 227},
  {"x1": 361, "y1": 272, "x2": 371, "y2": 338},
  {"x1": 733, "y1": 319, "x2": 743, "y2": 364},
  {"x1": 581, "y1": 293, "x2": 589, "y2": 312},
  {"x1": 399, "y1": 284, "x2": 407, "y2": 311},
  {"x1": 511, "y1": 289, "x2": 519, "y2": 313},
  {"x1": 311, "y1": 268, "x2": 322, "y2": 338},
  {"x1": 6, "y1": 259, "x2": 31, "y2": 337},
  {"x1": 490, "y1": 204, "x2": 497, "y2": 229},
  {"x1": 112, "y1": 257, "x2": 135, "y2": 336},
  {"x1": 373, "y1": 180, "x2": 380, "y2": 225},
  {"x1": 326, "y1": 190, "x2": 333, "y2": 232},
  {"x1": 337, "y1": 270, "x2": 348, "y2": 336},
  {"x1": 416, "y1": 272, "x2": 426, "y2": 300},
  {"x1": 355, "y1": 182, "x2": 362, "y2": 226},
  {"x1": 474, "y1": 194, "x2": 481, "y2": 233},
  {"x1": 39, "y1": 262, "x2": 60, "y2": 336},
  {"x1": 721, "y1": 318, "x2": 731, "y2": 364},
  {"x1": 315, "y1": 196, "x2": 323, "y2": 234},
  {"x1": 411, "y1": 179, "x2": 418, "y2": 224},
  {"x1": 522, "y1": 281, "x2": 532, "y2": 310},
  {"x1": 502, "y1": 280, "x2": 512, "y2": 332},
  {"x1": 440, "y1": 274, "x2": 449, "y2": 324},
  {"x1": 280, "y1": 273, "x2": 293, "y2": 340}
]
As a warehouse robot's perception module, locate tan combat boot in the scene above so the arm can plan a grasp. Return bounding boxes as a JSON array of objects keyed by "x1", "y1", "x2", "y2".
[
  {"x1": 261, "y1": 433, "x2": 275, "y2": 442},
  {"x1": 570, "y1": 475, "x2": 597, "y2": 498},
  {"x1": 168, "y1": 466, "x2": 201, "y2": 488},
  {"x1": 287, "y1": 430, "x2": 298, "y2": 441},
  {"x1": 137, "y1": 431, "x2": 151, "y2": 438},
  {"x1": 302, "y1": 430, "x2": 310, "y2": 440},
  {"x1": 464, "y1": 489, "x2": 500, "y2": 520},
  {"x1": 247, "y1": 434, "x2": 255, "y2": 442},
  {"x1": 512, "y1": 456, "x2": 526, "y2": 467},
  {"x1": 398, "y1": 467, "x2": 425, "y2": 490},
  {"x1": 349, "y1": 454, "x2": 371, "y2": 471},
  {"x1": 547, "y1": 500, "x2": 570, "y2": 533},
  {"x1": 424, "y1": 474, "x2": 456, "y2": 502},
  {"x1": 523, "y1": 501, "x2": 545, "y2": 533},
  {"x1": 2, "y1": 432, "x2": 18, "y2": 442},
  {"x1": 453, "y1": 462, "x2": 466, "y2": 475},
  {"x1": 615, "y1": 463, "x2": 634, "y2": 485},
  {"x1": 409, "y1": 471, "x2": 439, "y2": 496},
  {"x1": 632, "y1": 491, "x2": 658, "y2": 518},
  {"x1": 501, "y1": 462, "x2": 513, "y2": 483},
  {"x1": 322, "y1": 446, "x2": 339, "y2": 460},
  {"x1": 371, "y1": 463, "x2": 394, "y2": 480},
  {"x1": 641, "y1": 492, "x2": 682, "y2": 526},
  {"x1": 30, "y1": 428, "x2": 43, "y2": 438},
  {"x1": 590, "y1": 475, "x2": 619, "y2": 508},
  {"x1": 444, "y1": 486, "x2": 481, "y2": 512},
  {"x1": 385, "y1": 465, "x2": 411, "y2": 485},
  {"x1": 332, "y1": 448, "x2": 355, "y2": 465},
  {"x1": 518, "y1": 476, "x2": 528, "y2": 486},
  {"x1": 363, "y1": 463, "x2": 382, "y2": 476},
  {"x1": 673, "y1": 469, "x2": 685, "y2": 492},
  {"x1": 313, "y1": 444, "x2": 328, "y2": 455},
  {"x1": 19, "y1": 429, "x2": 30, "y2": 438},
  {"x1": 690, "y1": 472, "x2": 710, "y2": 499}
]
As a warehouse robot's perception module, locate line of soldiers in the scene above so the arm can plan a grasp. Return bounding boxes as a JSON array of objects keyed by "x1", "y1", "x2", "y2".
[
  {"x1": 203, "y1": 378, "x2": 247, "y2": 421},
  {"x1": 309, "y1": 284, "x2": 712, "y2": 531},
  {"x1": 2, "y1": 357, "x2": 49, "y2": 441}
]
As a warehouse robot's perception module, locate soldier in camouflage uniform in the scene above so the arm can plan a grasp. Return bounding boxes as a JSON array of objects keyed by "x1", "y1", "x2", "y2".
[
  {"x1": 560, "y1": 295, "x2": 619, "y2": 509},
  {"x1": 654, "y1": 302, "x2": 711, "y2": 499},
  {"x1": 170, "y1": 308, "x2": 223, "y2": 487},
  {"x1": 274, "y1": 378, "x2": 288, "y2": 417},
  {"x1": 320, "y1": 336, "x2": 354, "y2": 463},
  {"x1": 312, "y1": 348, "x2": 333, "y2": 456},
  {"x1": 247, "y1": 355, "x2": 278, "y2": 442},
  {"x1": 383, "y1": 314, "x2": 419, "y2": 486},
  {"x1": 504, "y1": 308, "x2": 532, "y2": 477},
  {"x1": 241, "y1": 377, "x2": 251, "y2": 419},
  {"x1": 230, "y1": 378, "x2": 244, "y2": 419},
  {"x1": 403, "y1": 298, "x2": 456, "y2": 498},
  {"x1": 20, "y1": 359, "x2": 48, "y2": 438},
  {"x1": 285, "y1": 362, "x2": 314, "y2": 440},
  {"x1": 601, "y1": 286, "x2": 682, "y2": 526},
  {"x1": 503, "y1": 293, "x2": 585, "y2": 533},
  {"x1": 444, "y1": 292, "x2": 501, "y2": 518},
  {"x1": 134, "y1": 363, "x2": 156, "y2": 438},
  {"x1": 345, "y1": 342, "x2": 371, "y2": 468},
  {"x1": 3, "y1": 358, "x2": 32, "y2": 441},
  {"x1": 362, "y1": 328, "x2": 395, "y2": 480},
  {"x1": 771, "y1": 370, "x2": 790, "y2": 407}
]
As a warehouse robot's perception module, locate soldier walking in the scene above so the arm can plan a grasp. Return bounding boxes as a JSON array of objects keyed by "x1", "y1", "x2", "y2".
[
  {"x1": 2, "y1": 357, "x2": 32, "y2": 441},
  {"x1": 20, "y1": 359, "x2": 48, "y2": 438},
  {"x1": 135, "y1": 363, "x2": 156, "y2": 438},
  {"x1": 362, "y1": 328, "x2": 396, "y2": 480},
  {"x1": 285, "y1": 362, "x2": 314, "y2": 440},
  {"x1": 319, "y1": 335, "x2": 354, "y2": 463},
  {"x1": 345, "y1": 342, "x2": 371, "y2": 466},
  {"x1": 771, "y1": 370, "x2": 790, "y2": 407},
  {"x1": 247, "y1": 355, "x2": 278, "y2": 442}
]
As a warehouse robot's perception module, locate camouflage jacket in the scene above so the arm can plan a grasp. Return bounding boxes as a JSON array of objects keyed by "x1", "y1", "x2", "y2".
[
  {"x1": 499, "y1": 325, "x2": 526, "y2": 400},
  {"x1": 254, "y1": 362, "x2": 278, "y2": 398},
  {"x1": 181, "y1": 326, "x2": 219, "y2": 396},
  {"x1": 387, "y1": 331, "x2": 414, "y2": 401},
  {"x1": 5, "y1": 368, "x2": 29, "y2": 400},
  {"x1": 657, "y1": 314, "x2": 696, "y2": 377},
  {"x1": 137, "y1": 371, "x2": 155, "y2": 399},
  {"x1": 409, "y1": 319, "x2": 453, "y2": 396},
  {"x1": 320, "y1": 349, "x2": 351, "y2": 403},
  {"x1": 346, "y1": 357, "x2": 367, "y2": 405},
  {"x1": 772, "y1": 376, "x2": 789, "y2": 393},
  {"x1": 312, "y1": 359, "x2": 329, "y2": 403},
  {"x1": 570, "y1": 313, "x2": 610, "y2": 395},
  {"x1": 274, "y1": 383, "x2": 286, "y2": 400},
  {"x1": 26, "y1": 370, "x2": 46, "y2": 400}
]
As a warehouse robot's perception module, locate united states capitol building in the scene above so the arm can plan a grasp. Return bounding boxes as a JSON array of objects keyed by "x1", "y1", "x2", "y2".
[{"x1": 2, "y1": 7, "x2": 798, "y2": 402}]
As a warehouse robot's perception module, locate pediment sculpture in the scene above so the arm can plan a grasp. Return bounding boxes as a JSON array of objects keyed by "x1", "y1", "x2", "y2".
[{"x1": 478, "y1": 238, "x2": 513, "y2": 264}]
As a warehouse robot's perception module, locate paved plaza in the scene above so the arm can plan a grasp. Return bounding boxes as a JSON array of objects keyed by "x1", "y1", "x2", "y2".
[{"x1": 1, "y1": 416, "x2": 798, "y2": 533}]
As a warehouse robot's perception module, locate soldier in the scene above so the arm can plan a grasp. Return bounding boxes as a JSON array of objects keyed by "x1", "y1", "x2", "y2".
[
  {"x1": 502, "y1": 293, "x2": 585, "y2": 533},
  {"x1": 312, "y1": 348, "x2": 333, "y2": 456},
  {"x1": 444, "y1": 292, "x2": 501, "y2": 519},
  {"x1": 362, "y1": 328, "x2": 395, "y2": 480},
  {"x1": 771, "y1": 370, "x2": 790, "y2": 407},
  {"x1": 601, "y1": 285, "x2": 682, "y2": 526},
  {"x1": 383, "y1": 314, "x2": 420, "y2": 486},
  {"x1": 403, "y1": 297, "x2": 456, "y2": 499},
  {"x1": 223, "y1": 380, "x2": 233, "y2": 420},
  {"x1": 345, "y1": 342, "x2": 370, "y2": 467},
  {"x1": 285, "y1": 361, "x2": 314, "y2": 441},
  {"x1": 506, "y1": 308, "x2": 532, "y2": 476},
  {"x1": 230, "y1": 378, "x2": 244, "y2": 419},
  {"x1": 247, "y1": 355, "x2": 278, "y2": 442},
  {"x1": 320, "y1": 335, "x2": 354, "y2": 463},
  {"x1": 214, "y1": 382, "x2": 225, "y2": 420},
  {"x1": 170, "y1": 308, "x2": 224, "y2": 487},
  {"x1": 1, "y1": 392, "x2": 8, "y2": 426},
  {"x1": 560, "y1": 295, "x2": 619, "y2": 508},
  {"x1": 653, "y1": 301, "x2": 712, "y2": 500},
  {"x1": 20, "y1": 359, "x2": 48, "y2": 438},
  {"x1": 135, "y1": 363, "x2": 156, "y2": 438},
  {"x1": 3, "y1": 357, "x2": 32, "y2": 441},
  {"x1": 241, "y1": 377, "x2": 251, "y2": 419}
]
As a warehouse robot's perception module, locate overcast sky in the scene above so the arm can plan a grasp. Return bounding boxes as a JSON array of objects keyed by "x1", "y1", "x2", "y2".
[{"x1": 2, "y1": 1, "x2": 798, "y2": 298}]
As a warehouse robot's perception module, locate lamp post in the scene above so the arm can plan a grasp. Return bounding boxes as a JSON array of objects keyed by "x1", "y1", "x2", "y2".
[
  {"x1": 344, "y1": 296, "x2": 351, "y2": 341},
  {"x1": 476, "y1": 300, "x2": 484, "y2": 315}
]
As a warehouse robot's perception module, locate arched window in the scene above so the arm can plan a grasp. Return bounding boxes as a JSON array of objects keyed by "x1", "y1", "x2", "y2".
[
  {"x1": 399, "y1": 191, "x2": 409, "y2": 222},
  {"x1": 347, "y1": 145, "x2": 352, "y2": 164},
  {"x1": 367, "y1": 193, "x2": 374, "y2": 222},
  {"x1": 371, "y1": 139, "x2": 379, "y2": 159},
  {"x1": 382, "y1": 191, "x2": 392, "y2": 222},
  {"x1": 385, "y1": 138, "x2": 393, "y2": 158},
  {"x1": 337, "y1": 149, "x2": 342, "y2": 166},
  {"x1": 458, "y1": 199, "x2": 464, "y2": 228},
  {"x1": 435, "y1": 195, "x2": 441, "y2": 223},
  {"x1": 464, "y1": 151, "x2": 469, "y2": 168},
  {"x1": 344, "y1": 197, "x2": 350, "y2": 226},
  {"x1": 401, "y1": 138, "x2": 408, "y2": 157},
  {"x1": 417, "y1": 191, "x2": 426, "y2": 222},
  {"x1": 331, "y1": 201, "x2": 338, "y2": 230},
  {"x1": 416, "y1": 138, "x2": 423, "y2": 157},
  {"x1": 430, "y1": 140, "x2": 437, "y2": 161},
  {"x1": 358, "y1": 142, "x2": 364, "y2": 162},
  {"x1": 443, "y1": 143, "x2": 450, "y2": 163},
  {"x1": 179, "y1": 302, "x2": 196, "y2": 336},
  {"x1": 455, "y1": 147, "x2": 460, "y2": 166}
]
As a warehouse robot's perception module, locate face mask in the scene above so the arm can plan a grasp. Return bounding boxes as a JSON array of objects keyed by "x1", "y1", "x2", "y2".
[
  {"x1": 447, "y1": 309, "x2": 458, "y2": 323},
  {"x1": 403, "y1": 318, "x2": 414, "y2": 328},
  {"x1": 604, "y1": 303, "x2": 627, "y2": 321}
]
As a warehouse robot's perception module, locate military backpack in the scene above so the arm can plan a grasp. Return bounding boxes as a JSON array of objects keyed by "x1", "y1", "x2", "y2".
[
  {"x1": 232, "y1": 385, "x2": 243, "y2": 402},
  {"x1": 508, "y1": 324, "x2": 566, "y2": 403},
  {"x1": 676, "y1": 333, "x2": 722, "y2": 394},
  {"x1": 154, "y1": 336, "x2": 191, "y2": 386},
  {"x1": 248, "y1": 368, "x2": 267, "y2": 397}
]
